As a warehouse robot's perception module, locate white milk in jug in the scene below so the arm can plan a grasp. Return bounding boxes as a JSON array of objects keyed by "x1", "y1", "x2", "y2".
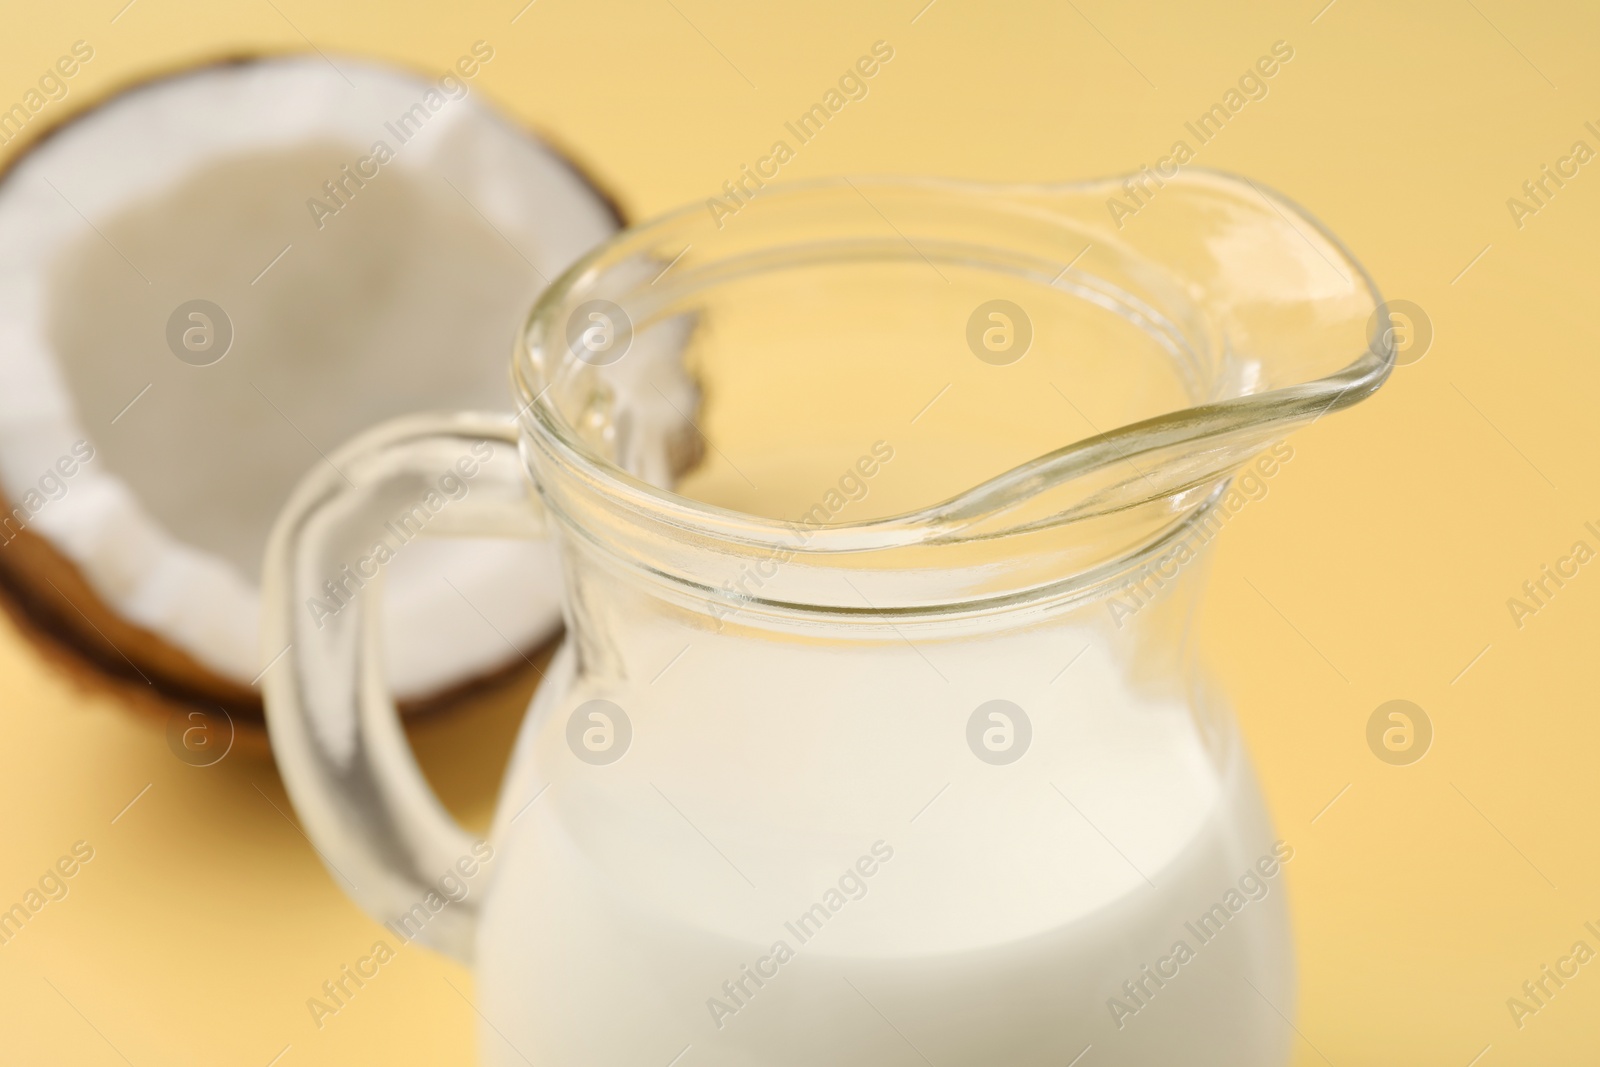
[{"x1": 477, "y1": 620, "x2": 1295, "y2": 1067}]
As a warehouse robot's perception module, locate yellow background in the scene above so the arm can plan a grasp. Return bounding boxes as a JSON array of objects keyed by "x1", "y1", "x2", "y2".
[{"x1": 2, "y1": 1, "x2": 1598, "y2": 1063}]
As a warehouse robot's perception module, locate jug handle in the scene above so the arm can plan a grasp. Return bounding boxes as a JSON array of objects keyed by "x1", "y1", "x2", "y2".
[{"x1": 260, "y1": 412, "x2": 544, "y2": 964}]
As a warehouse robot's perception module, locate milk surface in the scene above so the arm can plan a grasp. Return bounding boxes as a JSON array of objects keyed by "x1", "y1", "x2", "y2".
[{"x1": 478, "y1": 620, "x2": 1293, "y2": 1066}]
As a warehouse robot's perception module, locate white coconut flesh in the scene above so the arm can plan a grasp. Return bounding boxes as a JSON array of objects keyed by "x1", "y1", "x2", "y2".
[{"x1": 0, "y1": 56, "x2": 642, "y2": 703}]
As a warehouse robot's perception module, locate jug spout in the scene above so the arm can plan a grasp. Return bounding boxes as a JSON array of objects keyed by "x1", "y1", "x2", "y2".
[{"x1": 935, "y1": 169, "x2": 1392, "y2": 534}]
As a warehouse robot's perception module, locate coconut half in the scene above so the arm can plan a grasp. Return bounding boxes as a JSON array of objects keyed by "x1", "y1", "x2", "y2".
[{"x1": 0, "y1": 55, "x2": 656, "y2": 716}]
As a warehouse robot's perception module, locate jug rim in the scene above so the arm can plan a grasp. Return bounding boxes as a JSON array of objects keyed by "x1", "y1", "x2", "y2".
[{"x1": 511, "y1": 171, "x2": 1393, "y2": 615}]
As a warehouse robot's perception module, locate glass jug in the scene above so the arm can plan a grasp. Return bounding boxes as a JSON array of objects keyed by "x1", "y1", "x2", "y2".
[{"x1": 261, "y1": 171, "x2": 1392, "y2": 1066}]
